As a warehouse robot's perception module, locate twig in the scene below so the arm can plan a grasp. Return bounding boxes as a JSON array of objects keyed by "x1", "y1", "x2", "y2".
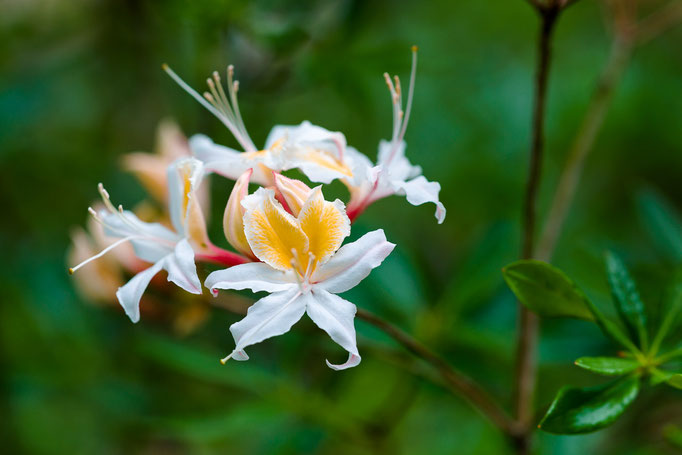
[
  {"x1": 536, "y1": 32, "x2": 633, "y2": 261},
  {"x1": 514, "y1": 1, "x2": 562, "y2": 452},
  {"x1": 513, "y1": 1, "x2": 682, "y2": 453},
  {"x1": 537, "y1": 0, "x2": 682, "y2": 262},
  {"x1": 636, "y1": 0, "x2": 682, "y2": 45},
  {"x1": 356, "y1": 308, "x2": 521, "y2": 437}
]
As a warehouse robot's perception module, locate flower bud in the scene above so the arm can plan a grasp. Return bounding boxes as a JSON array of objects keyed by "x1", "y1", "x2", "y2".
[
  {"x1": 224, "y1": 169, "x2": 255, "y2": 258},
  {"x1": 273, "y1": 173, "x2": 313, "y2": 217}
]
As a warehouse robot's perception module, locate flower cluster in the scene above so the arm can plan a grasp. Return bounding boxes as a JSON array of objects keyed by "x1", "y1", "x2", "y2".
[{"x1": 69, "y1": 47, "x2": 445, "y2": 369}]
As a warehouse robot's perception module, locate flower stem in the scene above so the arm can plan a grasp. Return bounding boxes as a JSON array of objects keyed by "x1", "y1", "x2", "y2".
[{"x1": 356, "y1": 308, "x2": 521, "y2": 437}]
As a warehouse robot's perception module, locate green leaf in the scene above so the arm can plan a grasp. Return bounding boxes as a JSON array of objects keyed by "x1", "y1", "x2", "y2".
[
  {"x1": 503, "y1": 260, "x2": 640, "y2": 353},
  {"x1": 636, "y1": 189, "x2": 682, "y2": 263},
  {"x1": 574, "y1": 357, "x2": 640, "y2": 376},
  {"x1": 666, "y1": 374, "x2": 682, "y2": 389},
  {"x1": 502, "y1": 260, "x2": 594, "y2": 320},
  {"x1": 650, "y1": 285, "x2": 682, "y2": 356},
  {"x1": 592, "y1": 316, "x2": 641, "y2": 354},
  {"x1": 605, "y1": 251, "x2": 648, "y2": 349},
  {"x1": 650, "y1": 368, "x2": 674, "y2": 386},
  {"x1": 539, "y1": 376, "x2": 640, "y2": 434}
]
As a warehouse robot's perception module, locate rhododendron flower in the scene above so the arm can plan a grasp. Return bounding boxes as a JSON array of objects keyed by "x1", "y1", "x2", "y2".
[
  {"x1": 162, "y1": 64, "x2": 353, "y2": 186},
  {"x1": 205, "y1": 183, "x2": 395, "y2": 370},
  {"x1": 344, "y1": 47, "x2": 446, "y2": 224},
  {"x1": 68, "y1": 214, "x2": 135, "y2": 304},
  {"x1": 121, "y1": 120, "x2": 209, "y2": 212},
  {"x1": 70, "y1": 158, "x2": 235, "y2": 322}
]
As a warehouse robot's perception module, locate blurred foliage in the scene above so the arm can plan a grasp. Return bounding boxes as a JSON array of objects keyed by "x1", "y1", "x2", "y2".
[{"x1": 1, "y1": 0, "x2": 682, "y2": 453}]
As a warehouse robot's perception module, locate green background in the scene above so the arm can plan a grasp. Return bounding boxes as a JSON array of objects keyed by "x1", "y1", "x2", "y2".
[{"x1": 2, "y1": 0, "x2": 682, "y2": 453}]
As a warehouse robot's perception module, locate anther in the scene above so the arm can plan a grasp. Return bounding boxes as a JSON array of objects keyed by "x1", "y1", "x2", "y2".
[{"x1": 220, "y1": 352, "x2": 233, "y2": 365}]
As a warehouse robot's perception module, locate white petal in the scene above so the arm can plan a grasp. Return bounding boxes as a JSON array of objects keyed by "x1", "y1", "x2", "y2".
[
  {"x1": 343, "y1": 146, "x2": 376, "y2": 187},
  {"x1": 304, "y1": 290, "x2": 361, "y2": 370},
  {"x1": 264, "y1": 125, "x2": 290, "y2": 150},
  {"x1": 164, "y1": 238, "x2": 202, "y2": 294},
  {"x1": 101, "y1": 210, "x2": 177, "y2": 263},
  {"x1": 314, "y1": 229, "x2": 395, "y2": 294},
  {"x1": 396, "y1": 176, "x2": 447, "y2": 224},
  {"x1": 115, "y1": 258, "x2": 166, "y2": 323},
  {"x1": 270, "y1": 121, "x2": 346, "y2": 158},
  {"x1": 205, "y1": 262, "x2": 296, "y2": 294},
  {"x1": 227, "y1": 288, "x2": 305, "y2": 360},
  {"x1": 377, "y1": 139, "x2": 420, "y2": 182},
  {"x1": 167, "y1": 157, "x2": 205, "y2": 235},
  {"x1": 189, "y1": 134, "x2": 251, "y2": 178},
  {"x1": 293, "y1": 159, "x2": 352, "y2": 185}
]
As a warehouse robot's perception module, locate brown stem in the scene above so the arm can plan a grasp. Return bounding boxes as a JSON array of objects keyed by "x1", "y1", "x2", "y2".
[
  {"x1": 536, "y1": 0, "x2": 682, "y2": 262},
  {"x1": 514, "y1": 2, "x2": 561, "y2": 453},
  {"x1": 536, "y1": 33, "x2": 633, "y2": 262},
  {"x1": 356, "y1": 308, "x2": 521, "y2": 437}
]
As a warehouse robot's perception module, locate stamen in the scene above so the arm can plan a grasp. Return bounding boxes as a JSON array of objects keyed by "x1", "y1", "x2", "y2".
[
  {"x1": 162, "y1": 64, "x2": 257, "y2": 153},
  {"x1": 220, "y1": 352, "x2": 233, "y2": 365},
  {"x1": 304, "y1": 252, "x2": 317, "y2": 281},
  {"x1": 226, "y1": 65, "x2": 248, "y2": 142},
  {"x1": 88, "y1": 206, "x2": 101, "y2": 221},
  {"x1": 98, "y1": 183, "x2": 119, "y2": 215},
  {"x1": 68, "y1": 235, "x2": 138, "y2": 274},
  {"x1": 397, "y1": 46, "x2": 418, "y2": 144},
  {"x1": 383, "y1": 46, "x2": 419, "y2": 165}
]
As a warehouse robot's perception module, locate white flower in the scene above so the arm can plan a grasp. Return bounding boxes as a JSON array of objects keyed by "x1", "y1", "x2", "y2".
[
  {"x1": 70, "y1": 158, "x2": 211, "y2": 322},
  {"x1": 163, "y1": 65, "x2": 353, "y2": 186},
  {"x1": 344, "y1": 47, "x2": 446, "y2": 224},
  {"x1": 205, "y1": 184, "x2": 395, "y2": 370}
]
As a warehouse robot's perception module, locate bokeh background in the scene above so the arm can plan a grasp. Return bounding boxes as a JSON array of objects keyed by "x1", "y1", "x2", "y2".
[{"x1": 2, "y1": 0, "x2": 682, "y2": 453}]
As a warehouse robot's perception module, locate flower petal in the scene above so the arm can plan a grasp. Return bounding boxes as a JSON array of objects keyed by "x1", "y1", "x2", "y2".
[
  {"x1": 115, "y1": 258, "x2": 166, "y2": 323},
  {"x1": 190, "y1": 134, "x2": 274, "y2": 185},
  {"x1": 304, "y1": 290, "x2": 361, "y2": 370},
  {"x1": 164, "y1": 238, "x2": 202, "y2": 294},
  {"x1": 223, "y1": 169, "x2": 254, "y2": 258},
  {"x1": 274, "y1": 173, "x2": 312, "y2": 217},
  {"x1": 287, "y1": 152, "x2": 354, "y2": 184},
  {"x1": 101, "y1": 210, "x2": 177, "y2": 263},
  {"x1": 167, "y1": 158, "x2": 210, "y2": 247},
  {"x1": 226, "y1": 288, "x2": 305, "y2": 361},
  {"x1": 377, "y1": 139, "x2": 421, "y2": 182},
  {"x1": 242, "y1": 188, "x2": 308, "y2": 271},
  {"x1": 395, "y1": 175, "x2": 446, "y2": 224},
  {"x1": 314, "y1": 229, "x2": 395, "y2": 294},
  {"x1": 269, "y1": 121, "x2": 353, "y2": 184},
  {"x1": 205, "y1": 262, "x2": 296, "y2": 294},
  {"x1": 298, "y1": 187, "x2": 350, "y2": 264}
]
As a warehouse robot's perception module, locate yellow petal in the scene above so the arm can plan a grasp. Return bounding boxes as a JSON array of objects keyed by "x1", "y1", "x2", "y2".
[
  {"x1": 299, "y1": 148, "x2": 353, "y2": 177},
  {"x1": 177, "y1": 160, "x2": 211, "y2": 250},
  {"x1": 274, "y1": 173, "x2": 313, "y2": 217},
  {"x1": 223, "y1": 169, "x2": 255, "y2": 258},
  {"x1": 243, "y1": 189, "x2": 309, "y2": 271},
  {"x1": 298, "y1": 186, "x2": 350, "y2": 264}
]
